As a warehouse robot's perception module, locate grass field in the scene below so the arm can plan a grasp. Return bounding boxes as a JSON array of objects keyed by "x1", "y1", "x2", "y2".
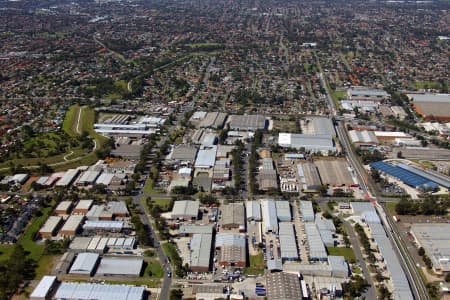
[
  {"x1": 162, "y1": 242, "x2": 178, "y2": 266},
  {"x1": 332, "y1": 90, "x2": 347, "y2": 101},
  {"x1": 143, "y1": 179, "x2": 162, "y2": 194},
  {"x1": 62, "y1": 104, "x2": 80, "y2": 136},
  {"x1": 273, "y1": 120, "x2": 298, "y2": 132},
  {"x1": 386, "y1": 202, "x2": 397, "y2": 216},
  {"x1": 244, "y1": 253, "x2": 265, "y2": 275},
  {"x1": 151, "y1": 198, "x2": 173, "y2": 211},
  {"x1": 327, "y1": 246, "x2": 356, "y2": 262},
  {"x1": 144, "y1": 260, "x2": 164, "y2": 278},
  {"x1": 412, "y1": 81, "x2": 442, "y2": 90}
]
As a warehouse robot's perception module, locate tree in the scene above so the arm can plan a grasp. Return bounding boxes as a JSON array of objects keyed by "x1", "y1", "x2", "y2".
[
  {"x1": 170, "y1": 289, "x2": 183, "y2": 300},
  {"x1": 418, "y1": 247, "x2": 425, "y2": 256}
]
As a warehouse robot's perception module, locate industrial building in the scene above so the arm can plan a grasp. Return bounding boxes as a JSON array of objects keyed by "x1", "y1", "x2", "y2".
[
  {"x1": 54, "y1": 282, "x2": 145, "y2": 300},
  {"x1": 73, "y1": 200, "x2": 94, "y2": 215},
  {"x1": 215, "y1": 233, "x2": 246, "y2": 268},
  {"x1": 275, "y1": 201, "x2": 291, "y2": 222},
  {"x1": 302, "y1": 116, "x2": 336, "y2": 137},
  {"x1": 59, "y1": 215, "x2": 85, "y2": 237},
  {"x1": 76, "y1": 170, "x2": 102, "y2": 186},
  {"x1": 30, "y1": 275, "x2": 58, "y2": 300},
  {"x1": 199, "y1": 112, "x2": 227, "y2": 129},
  {"x1": 178, "y1": 224, "x2": 214, "y2": 236},
  {"x1": 69, "y1": 236, "x2": 110, "y2": 253},
  {"x1": 246, "y1": 201, "x2": 261, "y2": 221},
  {"x1": 347, "y1": 87, "x2": 389, "y2": 101},
  {"x1": 55, "y1": 169, "x2": 81, "y2": 187},
  {"x1": 228, "y1": 114, "x2": 266, "y2": 131},
  {"x1": 170, "y1": 200, "x2": 200, "y2": 220},
  {"x1": 55, "y1": 201, "x2": 73, "y2": 215},
  {"x1": 279, "y1": 223, "x2": 298, "y2": 261},
  {"x1": 261, "y1": 199, "x2": 278, "y2": 233},
  {"x1": 373, "y1": 131, "x2": 413, "y2": 144},
  {"x1": 297, "y1": 162, "x2": 322, "y2": 191},
  {"x1": 315, "y1": 214, "x2": 336, "y2": 247},
  {"x1": 304, "y1": 223, "x2": 327, "y2": 261},
  {"x1": 410, "y1": 223, "x2": 450, "y2": 273},
  {"x1": 39, "y1": 216, "x2": 63, "y2": 239},
  {"x1": 283, "y1": 256, "x2": 349, "y2": 278},
  {"x1": 278, "y1": 133, "x2": 336, "y2": 153},
  {"x1": 258, "y1": 158, "x2": 278, "y2": 191},
  {"x1": 266, "y1": 272, "x2": 304, "y2": 300},
  {"x1": 107, "y1": 237, "x2": 136, "y2": 251},
  {"x1": 83, "y1": 220, "x2": 125, "y2": 234},
  {"x1": 407, "y1": 93, "x2": 450, "y2": 121},
  {"x1": 348, "y1": 130, "x2": 379, "y2": 146},
  {"x1": 69, "y1": 252, "x2": 100, "y2": 275},
  {"x1": 370, "y1": 161, "x2": 444, "y2": 190},
  {"x1": 96, "y1": 257, "x2": 143, "y2": 276},
  {"x1": 221, "y1": 203, "x2": 245, "y2": 230},
  {"x1": 86, "y1": 201, "x2": 130, "y2": 221},
  {"x1": 299, "y1": 201, "x2": 315, "y2": 222},
  {"x1": 351, "y1": 202, "x2": 414, "y2": 300},
  {"x1": 194, "y1": 146, "x2": 217, "y2": 169},
  {"x1": 189, "y1": 233, "x2": 213, "y2": 272},
  {"x1": 93, "y1": 123, "x2": 156, "y2": 136},
  {"x1": 167, "y1": 144, "x2": 198, "y2": 163}
]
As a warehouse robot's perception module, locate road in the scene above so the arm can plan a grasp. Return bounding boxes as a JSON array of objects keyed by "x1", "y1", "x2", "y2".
[{"x1": 318, "y1": 69, "x2": 427, "y2": 299}]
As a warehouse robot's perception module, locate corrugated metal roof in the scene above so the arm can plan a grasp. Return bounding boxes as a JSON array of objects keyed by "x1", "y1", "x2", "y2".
[
  {"x1": 246, "y1": 201, "x2": 261, "y2": 221},
  {"x1": 261, "y1": 200, "x2": 278, "y2": 232},
  {"x1": 299, "y1": 201, "x2": 314, "y2": 222},
  {"x1": 279, "y1": 223, "x2": 298, "y2": 260},
  {"x1": 69, "y1": 253, "x2": 99, "y2": 274},
  {"x1": 60, "y1": 215, "x2": 84, "y2": 232},
  {"x1": 96, "y1": 257, "x2": 143, "y2": 276},
  {"x1": 215, "y1": 233, "x2": 246, "y2": 248},
  {"x1": 195, "y1": 146, "x2": 217, "y2": 168},
  {"x1": 171, "y1": 200, "x2": 199, "y2": 218},
  {"x1": 370, "y1": 161, "x2": 439, "y2": 188},
  {"x1": 54, "y1": 282, "x2": 144, "y2": 300},
  {"x1": 190, "y1": 233, "x2": 212, "y2": 269},
  {"x1": 304, "y1": 223, "x2": 327, "y2": 261},
  {"x1": 275, "y1": 201, "x2": 291, "y2": 221},
  {"x1": 83, "y1": 220, "x2": 124, "y2": 230},
  {"x1": 30, "y1": 275, "x2": 57, "y2": 298}
]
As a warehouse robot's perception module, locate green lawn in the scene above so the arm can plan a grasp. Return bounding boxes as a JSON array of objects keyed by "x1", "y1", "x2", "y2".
[
  {"x1": 385, "y1": 202, "x2": 397, "y2": 216},
  {"x1": 144, "y1": 260, "x2": 164, "y2": 278},
  {"x1": 327, "y1": 247, "x2": 356, "y2": 262},
  {"x1": 332, "y1": 90, "x2": 347, "y2": 101},
  {"x1": 244, "y1": 253, "x2": 265, "y2": 275},
  {"x1": 162, "y1": 242, "x2": 178, "y2": 267},
  {"x1": 62, "y1": 104, "x2": 80, "y2": 136},
  {"x1": 143, "y1": 179, "x2": 162, "y2": 194},
  {"x1": 151, "y1": 198, "x2": 173, "y2": 211}
]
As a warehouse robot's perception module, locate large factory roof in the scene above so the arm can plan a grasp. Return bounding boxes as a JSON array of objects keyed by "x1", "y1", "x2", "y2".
[
  {"x1": 215, "y1": 233, "x2": 246, "y2": 248},
  {"x1": 275, "y1": 201, "x2": 291, "y2": 221},
  {"x1": 194, "y1": 146, "x2": 217, "y2": 168},
  {"x1": 304, "y1": 223, "x2": 327, "y2": 261},
  {"x1": 279, "y1": 223, "x2": 298, "y2": 260},
  {"x1": 261, "y1": 199, "x2": 278, "y2": 233},
  {"x1": 96, "y1": 257, "x2": 143, "y2": 276},
  {"x1": 229, "y1": 114, "x2": 266, "y2": 131},
  {"x1": 54, "y1": 282, "x2": 145, "y2": 300},
  {"x1": 278, "y1": 133, "x2": 335, "y2": 152},
  {"x1": 69, "y1": 253, "x2": 99, "y2": 274},
  {"x1": 190, "y1": 234, "x2": 212, "y2": 269}
]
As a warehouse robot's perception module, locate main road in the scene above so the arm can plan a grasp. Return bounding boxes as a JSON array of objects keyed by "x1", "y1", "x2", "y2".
[{"x1": 318, "y1": 71, "x2": 428, "y2": 300}]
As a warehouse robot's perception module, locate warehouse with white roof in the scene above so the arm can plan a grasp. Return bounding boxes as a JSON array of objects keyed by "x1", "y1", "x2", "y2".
[
  {"x1": 246, "y1": 201, "x2": 261, "y2": 221},
  {"x1": 190, "y1": 233, "x2": 213, "y2": 272},
  {"x1": 261, "y1": 199, "x2": 278, "y2": 233},
  {"x1": 194, "y1": 146, "x2": 217, "y2": 169},
  {"x1": 96, "y1": 257, "x2": 143, "y2": 276},
  {"x1": 30, "y1": 275, "x2": 58, "y2": 300},
  {"x1": 278, "y1": 133, "x2": 336, "y2": 152},
  {"x1": 54, "y1": 282, "x2": 145, "y2": 300},
  {"x1": 300, "y1": 201, "x2": 315, "y2": 222},
  {"x1": 304, "y1": 223, "x2": 327, "y2": 261},
  {"x1": 170, "y1": 200, "x2": 200, "y2": 220},
  {"x1": 69, "y1": 252, "x2": 99, "y2": 275},
  {"x1": 275, "y1": 201, "x2": 291, "y2": 222},
  {"x1": 279, "y1": 223, "x2": 298, "y2": 261}
]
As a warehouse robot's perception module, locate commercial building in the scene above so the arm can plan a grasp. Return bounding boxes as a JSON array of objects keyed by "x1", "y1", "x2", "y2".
[
  {"x1": 96, "y1": 257, "x2": 143, "y2": 276},
  {"x1": 278, "y1": 133, "x2": 336, "y2": 153},
  {"x1": 59, "y1": 215, "x2": 85, "y2": 237},
  {"x1": 228, "y1": 114, "x2": 267, "y2": 131},
  {"x1": 54, "y1": 282, "x2": 145, "y2": 300},
  {"x1": 261, "y1": 199, "x2": 278, "y2": 233},
  {"x1": 373, "y1": 131, "x2": 413, "y2": 144},
  {"x1": 258, "y1": 158, "x2": 278, "y2": 191},
  {"x1": 266, "y1": 272, "x2": 304, "y2": 300},
  {"x1": 221, "y1": 203, "x2": 245, "y2": 230},
  {"x1": 199, "y1": 112, "x2": 227, "y2": 129},
  {"x1": 275, "y1": 201, "x2": 291, "y2": 222},
  {"x1": 55, "y1": 201, "x2": 73, "y2": 215},
  {"x1": 30, "y1": 275, "x2": 58, "y2": 300},
  {"x1": 190, "y1": 233, "x2": 213, "y2": 272},
  {"x1": 348, "y1": 130, "x2": 379, "y2": 146},
  {"x1": 410, "y1": 223, "x2": 450, "y2": 273},
  {"x1": 246, "y1": 201, "x2": 261, "y2": 221},
  {"x1": 299, "y1": 201, "x2": 315, "y2": 222},
  {"x1": 170, "y1": 200, "x2": 200, "y2": 220},
  {"x1": 73, "y1": 200, "x2": 94, "y2": 215},
  {"x1": 279, "y1": 223, "x2": 298, "y2": 261},
  {"x1": 69, "y1": 252, "x2": 100, "y2": 275},
  {"x1": 39, "y1": 216, "x2": 63, "y2": 239},
  {"x1": 315, "y1": 214, "x2": 336, "y2": 247},
  {"x1": 408, "y1": 93, "x2": 450, "y2": 121}
]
